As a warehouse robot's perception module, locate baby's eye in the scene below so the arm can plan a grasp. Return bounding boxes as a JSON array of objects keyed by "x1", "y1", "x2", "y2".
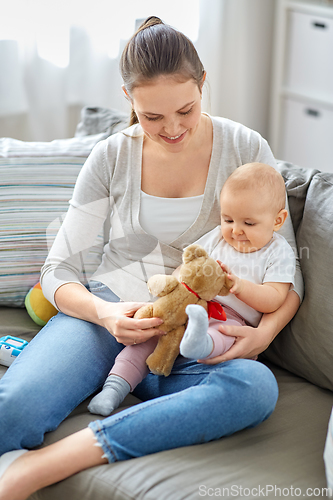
[
  {"x1": 224, "y1": 219, "x2": 233, "y2": 224},
  {"x1": 245, "y1": 222, "x2": 255, "y2": 226}
]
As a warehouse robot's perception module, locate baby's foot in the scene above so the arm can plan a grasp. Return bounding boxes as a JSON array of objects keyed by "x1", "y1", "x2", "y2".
[
  {"x1": 180, "y1": 304, "x2": 213, "y2": 359},
  {"x1": 88, "y1": 375, "x2": 130, "y2": 416}
]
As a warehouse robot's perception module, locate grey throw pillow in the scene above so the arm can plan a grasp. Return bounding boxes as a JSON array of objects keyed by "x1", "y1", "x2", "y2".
[{"x1": 263, "y1": 166, "x2": 333, "y2": 391}]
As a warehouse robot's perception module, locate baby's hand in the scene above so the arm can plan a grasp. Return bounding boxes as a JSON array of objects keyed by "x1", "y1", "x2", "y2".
[
  {"x1": 217, "y1": 260, "x2": 243, "y2": 295},
  {"x1": 227, "y1": 271, "x2": 244, "y2": 295}
]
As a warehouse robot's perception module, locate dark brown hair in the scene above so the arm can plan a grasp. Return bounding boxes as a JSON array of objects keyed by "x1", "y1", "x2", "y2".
[{"x1": 120, "y1": 16, "x2": 205, "y2": 125}]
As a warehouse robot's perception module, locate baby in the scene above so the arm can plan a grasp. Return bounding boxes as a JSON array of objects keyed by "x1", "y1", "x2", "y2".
[
  {"x1": 180, "y1": 162, "x2": 296, "y2": 360},
  {"x1": 88, "y1": 162, "x2": 296, "y2": 416}
]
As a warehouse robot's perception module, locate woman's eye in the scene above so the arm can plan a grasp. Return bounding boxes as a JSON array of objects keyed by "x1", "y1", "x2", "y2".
[
  {"x1": 145, "y1": 115, "x2": 161, "y2": 121},
  {"x1": 179, "y1": 108, "x2": 193, "y2": 116},
  {"x1": 144, "y1": 108, "x2": 193, "y2": 121}
]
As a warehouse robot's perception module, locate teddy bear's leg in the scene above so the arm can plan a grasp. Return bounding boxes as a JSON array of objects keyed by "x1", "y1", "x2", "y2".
[
  {"x1": 180, "y1": 304, "x2": 214, "y2": 360},
  {"x1": 146, "y1": 325, "x2": 185, "y2": 377}
]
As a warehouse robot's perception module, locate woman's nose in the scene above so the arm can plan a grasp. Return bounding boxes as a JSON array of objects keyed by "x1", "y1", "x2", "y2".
[{"x1": 163, "y1": 118, "x2": 181, "y2": 137}]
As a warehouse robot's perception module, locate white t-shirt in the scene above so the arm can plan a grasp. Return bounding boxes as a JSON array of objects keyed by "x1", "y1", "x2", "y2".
[
  {"x1": 139, "y1": 191, "x2": 204, "y2": 245},
  {"x1": 195, "y1": 226, "x2": 296, "y2": 327}
]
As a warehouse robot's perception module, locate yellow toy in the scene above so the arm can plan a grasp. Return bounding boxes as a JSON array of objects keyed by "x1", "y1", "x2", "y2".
[
  {"x1": 134, "y1": 244, "x2": 233, "y2": 377},
  {"x1": 25, "y1": 282, "x2": 58, "y2": 326}
]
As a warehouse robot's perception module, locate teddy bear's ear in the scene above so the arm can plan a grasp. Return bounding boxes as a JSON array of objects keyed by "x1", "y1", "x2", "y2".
[{"x1": 183, "y1": 244, "x2": 208, "y2": 264}]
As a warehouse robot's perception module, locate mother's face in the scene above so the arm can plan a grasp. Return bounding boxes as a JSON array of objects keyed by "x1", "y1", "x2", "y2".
[{"x1": 129, "y1": 76, "x2": 203, "y2": 154}]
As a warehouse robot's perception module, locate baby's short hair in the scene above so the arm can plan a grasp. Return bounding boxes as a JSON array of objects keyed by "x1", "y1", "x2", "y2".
[{"x1": 222, "y1": 163, "x2": 286, "y2": 213}]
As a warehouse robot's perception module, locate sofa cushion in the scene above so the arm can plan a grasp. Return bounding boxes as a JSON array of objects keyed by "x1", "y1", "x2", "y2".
[
  {"x1": 276, "y1": 161, "x2": 319, "y2": 235},
  {"x1": 0, "y1": 109, "x2": 129, "y2": 308},
  {"x1": 0, "y1": 154, "x2": 104, "y2": 307},
  {"x1": 0, "y1": 134, "x2": 107, "y2": 159},
  {"x1": 75, "y1": 106, "x2": 129, "y2": 137},
  {"x1": 263, "y1": 166, "x2": 333, "y2": 391}
]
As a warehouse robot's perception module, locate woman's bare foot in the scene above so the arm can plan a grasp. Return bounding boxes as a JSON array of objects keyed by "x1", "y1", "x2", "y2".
[
  {"x1": 0, "y1": 450, "x2": 41, "y2": 500},
  {"x1": 0, "y1": 428, "x2": 108, "y2": 500}
]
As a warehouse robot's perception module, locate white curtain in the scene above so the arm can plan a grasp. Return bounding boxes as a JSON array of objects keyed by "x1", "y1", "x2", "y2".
[
  {"x1": 0, "y1": 0, "x2": 275, "y2": 142},
  {"x1": 199, "y1": 0, "x2": 276, "y2": 140}
]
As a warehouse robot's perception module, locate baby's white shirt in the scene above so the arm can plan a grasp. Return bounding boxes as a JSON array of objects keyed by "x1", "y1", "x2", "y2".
[{"x1": 195, "y1": 226, "x2": 296, "y2": 327}]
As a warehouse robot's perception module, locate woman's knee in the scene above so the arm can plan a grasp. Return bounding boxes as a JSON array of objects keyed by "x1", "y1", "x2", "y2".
[
  {"x1": 243, "y1": 360, "x2": 279, "y2": 416},
  {"x1": 0, "y1": 380, "x2": 45, "y2": 453},
  {"x1": 209, "y1": 359, "x2": 278, "y2": 421}
]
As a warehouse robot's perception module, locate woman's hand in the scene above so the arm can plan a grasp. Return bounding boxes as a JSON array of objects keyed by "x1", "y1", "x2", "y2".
[
  {"x1": 97, "y1": 300, "x2": 165, "y2": 346},
  {"x1": 54, "y1": 283, "x2": 164, "y2": 346},
  {"x1": 199, "y1": 289, "x2": 300, "y2": 364},
  {"x1": 198, "y1": 322, "x2": 268, "y2": 364}
]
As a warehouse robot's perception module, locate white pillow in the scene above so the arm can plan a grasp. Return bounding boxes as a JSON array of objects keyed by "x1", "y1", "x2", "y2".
[{"x1": 0, "y1": 133, "x2": 106, "y2": 158}]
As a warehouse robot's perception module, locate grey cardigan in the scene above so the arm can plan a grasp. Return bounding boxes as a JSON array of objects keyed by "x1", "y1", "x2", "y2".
[{"x1": 41, "y1": 115, "x2": 303, "y2": 307}]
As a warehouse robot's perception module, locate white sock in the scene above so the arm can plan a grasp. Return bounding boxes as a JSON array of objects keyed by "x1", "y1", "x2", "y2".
[
  {"x1": 0, "y1": 449, "x2": 28, "y2": 480},
  {"x1": 88, "y1": 375, "x2": 131, "y2": 417},
  {"x1": 180, "y1": 304, "x2": 213, "y2": 359}
]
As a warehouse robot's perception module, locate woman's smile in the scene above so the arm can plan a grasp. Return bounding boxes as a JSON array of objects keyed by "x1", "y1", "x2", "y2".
[{"x1": 159, "y1": 130, "x2": 188, "y2": 144}]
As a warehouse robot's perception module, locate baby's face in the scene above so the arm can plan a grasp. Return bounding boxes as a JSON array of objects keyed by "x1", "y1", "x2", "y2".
[{"x1": 220, "y1": 187, "x2": 279, "y2": 253}]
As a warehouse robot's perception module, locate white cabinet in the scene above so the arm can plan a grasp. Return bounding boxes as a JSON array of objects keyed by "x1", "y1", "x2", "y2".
[
  {"x1": 269, "y1": 0, "x2": 333, "y2": 173},
  {"x1": 281, "y1": 97, "x2": 333, "y2": 170}
]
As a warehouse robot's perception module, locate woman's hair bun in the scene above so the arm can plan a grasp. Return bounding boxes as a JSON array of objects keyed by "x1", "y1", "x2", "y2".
[{"x1": 136, "y1": 16, "x2": 164, "y2": 33}]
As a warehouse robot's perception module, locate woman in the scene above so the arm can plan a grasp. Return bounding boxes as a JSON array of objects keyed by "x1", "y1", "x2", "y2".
[{"x1": 0, "y1": 17, "x2": 302, "y2": 500}]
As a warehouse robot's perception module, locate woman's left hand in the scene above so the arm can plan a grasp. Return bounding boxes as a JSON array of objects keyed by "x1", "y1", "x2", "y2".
[
  {"x1": 198, "y1": 322, "x2": 271, "y2": 364},
  {"x1": 199, "y1": 289, "x2": 301, "y2": 364}
]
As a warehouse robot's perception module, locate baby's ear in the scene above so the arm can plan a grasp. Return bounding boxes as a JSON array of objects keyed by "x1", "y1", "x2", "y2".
[{"x1": 274, "y1": 209, "x2": 288, "y2": 231}]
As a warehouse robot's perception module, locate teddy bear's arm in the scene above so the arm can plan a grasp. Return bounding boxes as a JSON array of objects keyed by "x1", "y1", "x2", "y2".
[
  {"x1": 147, "y1": 275, "x2": 179, "y2": 297},
  {"x1": 134, "y1": 304, "x2": 154, "y2": 319},
  {"x1": 217, "y1": 275, "x2": 234, "y2": 296}
]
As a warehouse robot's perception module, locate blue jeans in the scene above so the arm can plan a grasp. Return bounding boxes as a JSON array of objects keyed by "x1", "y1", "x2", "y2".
[{"x1": 0, "y1": 282, "x2": 278, "y2": 459}]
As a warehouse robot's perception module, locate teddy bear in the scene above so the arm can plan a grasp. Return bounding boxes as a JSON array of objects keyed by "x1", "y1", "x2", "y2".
[
  {"x1": 87, "y1": 243, "x2": 233, "y2": 416},
  {"x1": 134, "y1": 243, "x2": 233, "y2": 376}
]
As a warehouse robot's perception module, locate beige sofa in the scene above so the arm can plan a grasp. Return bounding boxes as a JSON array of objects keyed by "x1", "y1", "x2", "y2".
[{"x1": 0, "y1": 109, "x2": 332, "y2": 499}]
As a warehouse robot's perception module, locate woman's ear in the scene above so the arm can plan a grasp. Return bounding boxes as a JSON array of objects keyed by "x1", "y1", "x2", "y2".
[
  {"x1": 200, "y1": 72, "x2": 207, "y2": 94},
  {"x1": 122, "y1": 85, "x2": 132, "y2": 103},
  {"x1": 274, "y1": 209, "x2": 288, "y2": 231}
]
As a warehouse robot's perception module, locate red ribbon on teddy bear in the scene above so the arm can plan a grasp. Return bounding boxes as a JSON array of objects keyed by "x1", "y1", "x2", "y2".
[{"x1": 181, "y1": 282, "x2": 227, "y2": 321}]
